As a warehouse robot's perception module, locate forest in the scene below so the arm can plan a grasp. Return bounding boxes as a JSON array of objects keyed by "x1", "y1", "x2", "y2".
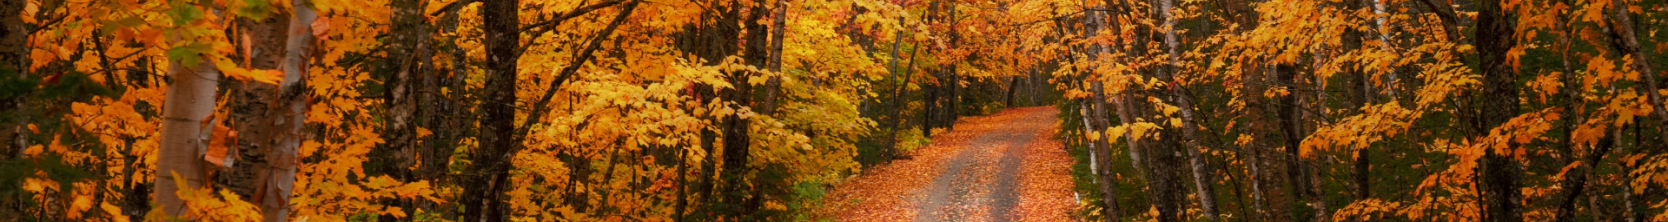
[{"x1": 1, "y1": 0, "x2": 1668, "y2": 220}]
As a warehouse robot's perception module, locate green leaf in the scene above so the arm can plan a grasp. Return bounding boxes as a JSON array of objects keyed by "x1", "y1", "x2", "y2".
[
  {"x1": 236, "y1": 0, "x2": 274, "y2": 20},
  {"x1": 165, "y1": 42, "x2": 212, "y2": 68},
  {"x1": 167, "y1": 3, "x2": 204, "y2": 25}
]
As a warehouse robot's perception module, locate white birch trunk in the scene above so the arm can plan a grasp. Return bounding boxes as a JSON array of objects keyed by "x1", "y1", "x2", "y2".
[{"x1": 257, "y1": 2, "x2": 316, "y2": 221}]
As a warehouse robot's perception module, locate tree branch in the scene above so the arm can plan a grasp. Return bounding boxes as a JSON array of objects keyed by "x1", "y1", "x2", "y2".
[
  {"x1": 513, "y1": 0, "x2": 644, "y2": 141},
  {"x1": 1414, "y1": 0, "x2": 1462, "y2": 42},
  {"x1": 429, "y1": 0, "x2": 478, "y2": 16},
  {"x1": 519, "y1": 0, "x2": 628, "y2": 34}
]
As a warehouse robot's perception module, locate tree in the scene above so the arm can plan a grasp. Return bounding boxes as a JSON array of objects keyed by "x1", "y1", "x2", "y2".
[
  {"x1": 153, "y1": 54, "x2": 221, "y2": 220},
  {"x1": 459, "y1": 0, "x2": 520, "y2": 220},
  {"x1": 0, "y1": 0, "x2": 28, "y2": 159},
  {"x1": 1473, "y1": 0, "x2": 1523, "y2": 220}
]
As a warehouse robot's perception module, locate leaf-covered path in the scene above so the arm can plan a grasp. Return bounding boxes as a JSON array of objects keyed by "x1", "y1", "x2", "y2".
[{"x1": 821, "y1": 107, "x2": 1079, "y2": 221}]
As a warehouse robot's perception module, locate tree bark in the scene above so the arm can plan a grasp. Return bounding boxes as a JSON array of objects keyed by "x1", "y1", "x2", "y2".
[
  {"x1": 1342, "y1": 0, "x2": 1373, "y2": 203},
  {"x1": 1475, "y1": 0, "x2": 1523, "y2": 220},
  {"x1": 1005, "y1": 76, "x2": 1019, "y2": 107},
  {"x1": 154, "y1": 58, "x2": 221, "y2": 219},
  {"x1": 923, "y1": 78, "x2": 936, "y2": 137},
  {"x1": 1157, "y1": 0, "x2": 1219, "y2": 218},
  {"x1": 1274, "y1": 63, "x2": 1313, "y2": 221},
  {"x1": 0, "y1": 0, "x2": 21, "y2": 73},
  {"x1": 216, "y1": 3, "x2": 315, "y2": 221},
  {"x1": 461, "y1": 0, "x2": 520, "y2": 220},
  {"x1": 943, "y1": 4, "x2": 959, "y2": 131},
  {"x1": 883, "y1": 16, "x2": 913, "y2": 159},
  {"x1": 379, "y1": 0, "x2": 425, "y2": 184},
  {"x1": 1604, "y1": 0, "x2": 1668, "y2": 128},
  {"x1": 1056, "y1": 13, "x2": 1126, "y2": 220},
  {"x1": 0, "y1": 0, "x2": 25, "y2": 158},
  {"x1": 1086, "y1": 15, "x2": 1129, "y2": 222},
  {"x1": 1553, "y1": 133, "x2": 1613, "y2": 222},
  {"x1": 254, "y1": 4, "x2": 318, "y2": 220},
  {"x1": 420, "y1": 7, "x2": 469, "y2": 218},
  {"x1": 374, "y1": 0, "x2": 426, "y2": 220},
  {"x1": 759, "y1": 0, "x2": 788, "y2": 116},
  {"x1": 714, "y1": 3, "x2": 773, "y2": 218},
  {"x1": 224, "y1": 8, "x2": 285, "y2": 204}
]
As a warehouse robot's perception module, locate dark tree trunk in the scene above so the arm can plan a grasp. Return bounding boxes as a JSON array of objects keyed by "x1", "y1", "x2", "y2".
[
  {"x1": 759, "y1": 0, "x2": 787, "y2": 116},
  {"x1": 924, "y1": 79, "x2": 936, "y2": 138},
  {"x1": 376, "y1": 0, "x2": 427, "y2": 219},
  {"x1": 1553, "y1": 133, "x2": 1613, "y2": 222},
  {"x1": 715, "y1": 3, "x2": 772, "y2": 219},
  {"x1": 1474, "y1": 0, "x2": 1523, "y2": 220},
  {"x1": 883, "y1": 15, "x2": 918, "y2": 160},
  {"x1": 943, "y1": 4, "x2": 959, "y2": 131},
  {"x1": 1275, "y1": 64, "x2": 1313, "y2": 221},
  {"x1": 1603, "y1": 0, "x2": 1668, "y2": 126},
  {"x1": 1005, "y1": 76, "x2": 1019, "y2": 107},
  {"x1": 460, "y1": 0, "x2": 520, "y2": 221},
  {"x1": 1341, "y1": 0, "x2": 1373, "y2": 203},
  {"x1": 418, "y1": 5, "x2": 468, "y2": 219},
  {"x1": 0, "y1": 0, "x2": 26, "y2": 157},
  {"x1": 222, "y1": 12, "x2": 288, "y2": 203},
  {"x1": 673, "y1": 1, "x2": 742, "y2": 217},
  {"x1": 0, "y1": 0, "x2": 21, "y2": 73}
]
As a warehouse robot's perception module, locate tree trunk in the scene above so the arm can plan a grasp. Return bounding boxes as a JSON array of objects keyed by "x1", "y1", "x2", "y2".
[
  {"x1": 1475, "y1": 0, "x2": 1523, "y2": 220},
  {"x1": 0, "y1": 0, "x2": 26, "y2": 157},
  {"x1": 1553, "y1": 133, "x2": 1613, "y2": 222},
  {"x1": 1083, "y1": 99, "x2": 1122, "y2": 221},
  {"x1": 943, "y1": 5, "x2": 959, "y2": 131},
  {"x1": 1342, "y1": 0, "x2": 1373, "y2": 203},
  {"x1": 1057, "y1": 13, "x2": 1125, "y2": 219},
  {"x1": 255, "y1": 4, "x2": 318, "y2": 220},
  {"x1": 222, "y1": 7, "x2": 286, "y2": 204},
  {"x1": 376, "y1": 0, "x2": 426, "y2": 219},
  {"x1": 715, "y1": 4, "x2": 772, "y2": 218},
  {"x1": 0, "y1": 0, "x2": 20, "y2": 73},
  {"x1": 1274, "y1": 63, "x2": 1313, "y2": 221},
  {"x1": 421, "y1": 7, "x2": 469, "y2": 218},
  {"x1": 1620, "y1": 126, "x2": 1638, "y2": 222},
  {"x1": 883, "y1": 17, "x2": 913, "y2": 159},
  {"x1": 461, "y1": 0, "x2": 520, "y2": 220},
  {"x1": 1157, "y1": 0, "x2": 1219, "y2": 218},
  {"x1": 759, "y1": 0, "x2": 787, "y2": 116},
  {"x1": 1605, "y1": 0, "x2": 1668, "y2": 128},
  {"x1": 217, "y1": 3, "x2": 316, "y2": 221},
  {"x1": 923, "y1": 79, "x2": 936, "y2": 138},
  {"x1": 674, "y1": 1, "x2": 742, "y2": 217},
  {"x1": 154, "y1": 59, "x2": 222, "y2": 219},
  {"x1": 1005, "y1": 76, "x2": 1019, "y2": 107}
]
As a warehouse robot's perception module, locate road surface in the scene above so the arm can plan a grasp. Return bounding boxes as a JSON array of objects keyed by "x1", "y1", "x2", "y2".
[{"x1": 821, "y1": 107, "x2": 1078, "y2": 222}]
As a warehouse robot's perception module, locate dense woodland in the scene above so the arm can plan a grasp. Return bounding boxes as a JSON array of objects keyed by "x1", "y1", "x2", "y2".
[{"x1": 1, "y1": 0, "x2": 1668, "y2": 220}]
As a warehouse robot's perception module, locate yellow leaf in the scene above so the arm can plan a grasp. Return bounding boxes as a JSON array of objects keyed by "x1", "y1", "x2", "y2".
[{"x1": 67, "y1": 194, "x2": 93, "y2": 219}]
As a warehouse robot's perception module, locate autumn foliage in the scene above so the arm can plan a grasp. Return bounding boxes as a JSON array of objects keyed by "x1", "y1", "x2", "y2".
[
  {"x1": 0, "y1": 0, "x2": 1052, "y2": 220},
  {"x1": 6, "y1": 0, "x2": 1668, "y2": 220}
]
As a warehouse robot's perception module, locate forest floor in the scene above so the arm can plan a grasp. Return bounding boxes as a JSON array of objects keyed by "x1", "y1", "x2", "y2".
[{"x1": 820, "y1": 107, "x2": 1080, "y2": 221}]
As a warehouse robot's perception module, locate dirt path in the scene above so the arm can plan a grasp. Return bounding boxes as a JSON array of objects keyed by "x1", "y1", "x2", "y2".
[{"x1": 821, "y1": 107, "x2": 1079, "y2": 221}]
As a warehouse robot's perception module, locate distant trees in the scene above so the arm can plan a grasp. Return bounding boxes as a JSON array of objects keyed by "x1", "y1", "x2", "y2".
[{"x1": 1043, "y1": 0, "x2": 1668, "y2": 221}]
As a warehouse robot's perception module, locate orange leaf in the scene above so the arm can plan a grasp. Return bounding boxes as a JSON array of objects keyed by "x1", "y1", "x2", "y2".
[
  {"x1": 311, "y1": 16, "x2": 330, "y2": 39},
  {"x1": 205, "y1": 124, "x2": 237, "y2": 168}
]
